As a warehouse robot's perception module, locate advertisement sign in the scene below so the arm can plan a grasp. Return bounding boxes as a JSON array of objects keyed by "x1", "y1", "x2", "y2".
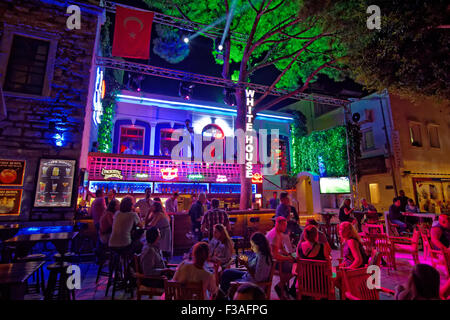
[
  {"x1": 34, "y1": 159, "x2": 76, "y2": 208},
  {"x1": 0, "y1": 160, "x2": 26, "y2": 186},
  {"x1": 0, "y1": 189, "x2": 22, "y2": 215}
]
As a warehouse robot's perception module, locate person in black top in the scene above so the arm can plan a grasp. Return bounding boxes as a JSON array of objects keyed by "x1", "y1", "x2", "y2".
[
  {"x1": 398, "y1": 190, "x2": 410, "y2": 213},
  {"x1": 297, "y1": 225, "x2": 331, "y2": 261},
  {"x1": 339, "y1": 199, "x2": 354, "y2": 222},
  {"x1": 389, "y1": 197, "x2": 408, "y2": 233},
  {"x1": 188, "y1": 193, "x2": 206, "y2": 241}
]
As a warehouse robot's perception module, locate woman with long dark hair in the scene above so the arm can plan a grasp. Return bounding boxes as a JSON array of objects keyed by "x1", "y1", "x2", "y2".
[
  {"x1": 219, "y1": 232, "x2": 273, "y2": 297},
  {"x1": 147, "y1": 201, "x2": 172, "y2": 258}
]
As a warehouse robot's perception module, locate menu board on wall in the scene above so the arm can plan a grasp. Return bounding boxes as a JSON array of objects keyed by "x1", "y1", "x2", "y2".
[
  {"x1": 0, "y1": 160, "x2": 26, "y2": 186},
  {"x1": 34, "y1": 159, "x2": 76, "y2": 208},
  {"x1": 0, "y1": 189, "x2": 22, "y2": 215}
]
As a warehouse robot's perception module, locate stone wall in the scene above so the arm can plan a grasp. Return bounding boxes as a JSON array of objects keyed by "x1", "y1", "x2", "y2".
[{"x1": 0, "y1": 0, "x2": 102, "y2": 221}]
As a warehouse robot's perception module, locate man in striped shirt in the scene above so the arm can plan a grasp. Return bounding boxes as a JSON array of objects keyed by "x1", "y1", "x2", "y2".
[{"x1": 201, "y1": 199, "x2": 230, "y2": 239}]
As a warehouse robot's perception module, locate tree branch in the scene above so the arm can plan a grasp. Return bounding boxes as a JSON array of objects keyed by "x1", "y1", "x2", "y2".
[
  {"x1": 247, "y1": 0, "x2": 258, "y2": 12},
  {"x1": 169, "y1": 1, "x2": 191, "y2": 21},
  {"x1": 249, "y1": 48, "x2": 300, "y2": 74},
  {"x1": 254, "y1": 34, "x2": 332, "y2": 105},
  {"x1": 254, "y1": 59, "x2": 340, "y2": 112},
  {"x1": 263, "y1": 0, "x2": 287, "y2": 15}
]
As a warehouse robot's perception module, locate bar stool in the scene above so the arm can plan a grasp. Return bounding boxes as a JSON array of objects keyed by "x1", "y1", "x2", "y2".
[
  {"x1": 95, "y1": 247, "x2": 111, "y2": 284},
  {"x1": 53, "y1": 252, "x2": 78, "y2": 263},
  {"x1": 44, "y1": 262, "x2": 75, "y2": 300},
  {"x1": 16, "y1": 253, "x2": 46, "y2": 294},
  {"x1": 105, "y1": 248, "x2": 132, "y2": 300}
]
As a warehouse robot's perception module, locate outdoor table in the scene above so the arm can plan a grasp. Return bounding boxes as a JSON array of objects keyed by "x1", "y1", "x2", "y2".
[
  {"x1": 402, "y1": 212, "x2": 438, "y2": 225},
  {"x1": 318, "y1": 212, "x2": 338, "y2": 249},
  {"x1": 4, "y1": 232, "x2": 78, "y2": 262},
  {"x1": 0, "y1": 261, "x2": 45, "y2": 299}
]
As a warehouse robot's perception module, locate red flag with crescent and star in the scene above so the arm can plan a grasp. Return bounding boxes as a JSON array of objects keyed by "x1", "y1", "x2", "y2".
[{"x1": 112, "y1": 5, "x2": 154, "y2": 59}]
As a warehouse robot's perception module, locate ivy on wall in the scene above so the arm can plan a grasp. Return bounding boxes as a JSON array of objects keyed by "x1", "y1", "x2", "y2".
[
  {"x1": 346, "y1": 121, "x2": 362, "y2": 184},
  {"x1": 291, "y1": 124, "x2": 348, "y2": 177},
  {"x1": 97, "y1": 90, "x2": 117, "y2": 153}
]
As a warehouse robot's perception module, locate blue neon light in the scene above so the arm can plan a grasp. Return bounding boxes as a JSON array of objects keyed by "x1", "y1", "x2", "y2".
[{"x1": 116, "y1": 94, "x2": 294, "y2": 122}]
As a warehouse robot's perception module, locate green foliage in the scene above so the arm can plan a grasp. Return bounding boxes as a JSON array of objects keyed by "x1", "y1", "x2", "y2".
[
  {"x1": 300, "y1": 0, "x2": 450, "y2": 101},
  {"x1": 143, "y1": 0, "x2": 346, "y2": 87},
  {"x1": 346, "y1": 121, "x2": 362, "y2": 183},
  {"x1": 97, "y1": 92, "x2": 116, "y2": 153},
  {"x1": 153, "y1": 24, "x2": 190, "y2": 64},
  {"x1": 291, "y1": 125, "x2": 348, "y2": 177}
]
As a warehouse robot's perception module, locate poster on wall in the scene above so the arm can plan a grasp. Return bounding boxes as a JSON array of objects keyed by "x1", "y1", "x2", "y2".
[
  {"x1": 414, "y1": 179, "x2": 448, "y2": 213},
  {"x1": 0, "y1": 160, "x2": 26, "y2": 186},
  {"x1": 34, "y1": 159, "x2": 76, "y2": 208},
  {"x1": 0, "y1": 189, "x2": 22, "y2": 215}
]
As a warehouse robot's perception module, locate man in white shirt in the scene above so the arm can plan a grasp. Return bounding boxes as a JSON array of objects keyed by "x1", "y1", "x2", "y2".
[{"x1": 165, "y1": 192, "x2": 179, "y2": 214}]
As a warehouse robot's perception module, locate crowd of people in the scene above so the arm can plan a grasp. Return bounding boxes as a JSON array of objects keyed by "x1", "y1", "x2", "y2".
[{"x1": 87, "y1": 188, "x2": 450, "y2": 300}]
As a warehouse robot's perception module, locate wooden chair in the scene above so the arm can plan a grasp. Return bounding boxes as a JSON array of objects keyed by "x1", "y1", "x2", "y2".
[
  {"x1": 362, "y1": 223, "x2": 385, "y2": 235},
  {"x1": 229, "y1": 259, "x2": 276, "y2": 300},
  {"x1": 420, "y1": 228, "x2": 443, "y2": 269},
  {"x1": 340, "y1": 267, "x2": 395, "y2": 300},
  {"x1": 383, "y1": 211, "x2": 400, "y2": 236},
  {"x1": 164, "y1": 280, "x2": 204, "y2": 300},
  {"x1": 295, "y1": 258, "x2": 335, "y2": 300},
  {"x1": 390, "y1": 227, "x2": 420, "y2": 265},
  {"x1": 366, "y1": 233, "x2": 397, "y2": 272},
  {"x1": 133, "y1": 254, "x2": 167, "y2": 300}
]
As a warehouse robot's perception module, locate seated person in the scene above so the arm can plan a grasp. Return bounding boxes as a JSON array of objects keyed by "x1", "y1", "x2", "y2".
[
  {"x1": 297, "y1": 225, "x2": 331, "y2": 261},
  {"x1": 361, "y1": 198, "x2": 380, "y2": 223},
  {"x1": 140, "y1": 227, "x2": 175, "y2": 288},
  {"x1": 339, "y1": 222, "x2": 369, "y2": 269},
  {"x1": 405, "y1": 199, "x2": 419, "y2": 213},
  {"x1": 219, "y1": 232, "x2": 273, "y2": 297},
  {"x1": 99, "y1": 199, "x2": 119, "y2": 246},
  {"x1": 298, "y1": 219, "x2": 328, "y2": 245},
  {"x1": 395, "y1": 264, "x2": 440, "y2": 300},
  {"x1": 431, "y1": 214, "x2": 450, "y2": 251},
  {"x1": 388, "y1": 197, "x2": 408, "y2": 233},
  {"x1": 233, "y1": 282, "x2": 266, "y2": 300},
  {"x1": 266, "y1": 217, "x2": 296, "y2": 299},
  {"x1": 173, "y1": 242, "x2": 217, "y2": 299},
  {"x1": 208, "y1": 224, "x2": 233, "y2": 267}
]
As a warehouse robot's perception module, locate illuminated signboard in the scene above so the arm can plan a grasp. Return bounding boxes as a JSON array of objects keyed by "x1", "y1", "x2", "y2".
[
  {"x1": 216, "y1": 175, "x2": 228, "y2": 182},
  {"x1": 245, "y1": 89, "x2": 255, "y2": 178},
  {"x1": 135, "y1": 173, "x2": 149, "y2": 179},
  {"x1": 101, "y1": 168, "x2": 123, "y2": 180},
  {"x1": 251, "y1": 173, "x2": 263, "y2": 184},
  {"x1": 188, "y1": 174, "x2": 203, "y2": 180},
  {"x1": 161, "y1": 168, "x2": 178, "y2": 180},
  {"x1": 93, "y1": 67, "x2": 105, "y2": 126}
]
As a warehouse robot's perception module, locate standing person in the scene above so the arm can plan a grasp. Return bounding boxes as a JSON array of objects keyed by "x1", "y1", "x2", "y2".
[
  {"x1": 201, "y1": 199, "x2": 230, "y2": 239},
  {"x1": 123, "y1": 141, "x2": 138, "y2": 155},
  {"x1": 108, "y1": 196, "x2": 143, "y2": 254},
  {"x1": 269, "y1": 192, "x2": 279, "y2": 209},
  {"x1": 339, "y1": 199, "x2": 354, "y2": 223},
  {"x1": 135, "y1": 188, "x2": 153, "y2": 221},
  {"x1": 90, "y1": 189, "x2": 106, "y2": 236},
  {"x1": 389, "y1": 197, "x2": 408, "y2": 233},
  {"x1": 165, "y1": 192, "x2": 179, "y2": 214},
  {"x1": 189, "y1": 193, "x2": 206, "y2": 242},
  {"x1": 266, "y1": 217, "x2": 296, "y2": 299},
  {"x1": 99, "y1": 199, "x2": 119, "y2": 247},
  {"x1": 275, "y1": 192, "x2": 291, "y2": 220},
  {"x1": 147, "y1": 201, "x2": 172, "y2": 259},
  {"x1": 398, "y1": 190, "x2": 410, "y2": 213},
  {"x1": 105, "y1": 189, "x2": 116, "y2": 206},
  {"x1": 430, "y1": 214, "x2": 450, "y2": 250}
]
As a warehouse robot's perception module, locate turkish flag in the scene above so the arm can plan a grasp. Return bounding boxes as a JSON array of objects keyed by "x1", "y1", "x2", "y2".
[{"x1": 112, "y1": 6, "x2": 154, "y2": 59}]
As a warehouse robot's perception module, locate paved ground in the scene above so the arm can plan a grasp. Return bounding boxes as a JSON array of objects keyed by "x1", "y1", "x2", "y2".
[{"x1": 22, "y1": 248, "x2": 449, "y2": 300}]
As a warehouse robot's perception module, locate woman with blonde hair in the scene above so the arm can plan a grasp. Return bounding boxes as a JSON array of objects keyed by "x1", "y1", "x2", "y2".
[
  {"x1": 209, "y1": 224, "x2": 233, "y2": 266},
  {"x1": 339, "y1": 221, "x2": 368, "y2": 269}
]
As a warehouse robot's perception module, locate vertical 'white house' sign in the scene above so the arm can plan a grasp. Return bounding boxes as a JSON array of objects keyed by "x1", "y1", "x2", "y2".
[{"x1": 245, "y1": 89, "x2": 255, "y2": 178}]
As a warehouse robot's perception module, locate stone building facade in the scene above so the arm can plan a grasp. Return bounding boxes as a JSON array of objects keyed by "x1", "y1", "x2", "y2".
[{"x1": 0, "y1": 0, "x2": 103, "y2": 221}]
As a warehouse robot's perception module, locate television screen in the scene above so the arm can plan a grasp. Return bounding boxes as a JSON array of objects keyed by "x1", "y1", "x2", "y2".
[{"x1": 320, "y1": 177, "x2": 350, "y2": 194}]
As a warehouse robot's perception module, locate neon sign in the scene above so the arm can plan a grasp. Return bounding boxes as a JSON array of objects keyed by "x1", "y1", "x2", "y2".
[
  {"x1": 161, "y1": 168, "x2": 178, "y2": 180},
  {"x1": 188, "y1": 174, "x2": 203, "y2": 180},
  {"x1": 245, "y1": 89, "x2": 255, "y2": 178},
  {"x1": 251, "y1": 173, "x2": 263, "y2": 184},
  {"x1": 93, "y1": 67, "x2": 104, "y2": 126},
  {"x1": 135, "y1": 173, "x2": 149, "y2": 179},
  {"x1": 101, "y1": 168, "x2": 123, "y2": 180},
  {"x1": 216, "y1": 175, "x2": 228, "y2": 182}
]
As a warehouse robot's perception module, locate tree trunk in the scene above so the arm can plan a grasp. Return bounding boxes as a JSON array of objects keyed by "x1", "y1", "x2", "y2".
[{"x1": 236, "y1": 88, "x2": 252, "y2": 209}]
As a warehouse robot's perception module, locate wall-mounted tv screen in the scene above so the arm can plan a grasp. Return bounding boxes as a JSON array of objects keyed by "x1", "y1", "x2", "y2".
[{"x1": 320, "y1": 177, "x2": 350, "y2": 194}]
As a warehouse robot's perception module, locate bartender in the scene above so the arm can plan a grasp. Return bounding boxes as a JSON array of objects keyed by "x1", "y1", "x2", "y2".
[{"x1": 165, "y1": 192, "x2": 179, "y2": 214}]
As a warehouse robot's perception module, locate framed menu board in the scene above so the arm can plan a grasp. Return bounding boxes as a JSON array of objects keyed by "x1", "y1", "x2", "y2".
[
  {"x1": 0, "y1": 189, "x2": 22, "y2": 215},
  {"x1": 34, "y1": 159, "x2": 76, "y2": 208},
  {"x1": 0, "y1": 160, "x2": 26, "y2": 186}
]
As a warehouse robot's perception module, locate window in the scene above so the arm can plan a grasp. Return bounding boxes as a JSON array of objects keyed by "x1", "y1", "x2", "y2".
[
  {"x1": 369, "y1": 183, "x2": 380, "y2": 204},
  {"x1": 428, "y1": 125, "x2": 440, "y2": 149},
  {"x1": 362, "y1": 129, "x2": 375, "y2": 151},
  {"x1": 314, "y1": 102, "x2": 339, "y2": 118},
  {"x1": 119, "y1": 126, "x2": 144, "y2": 155},
  {"x1": 3, "y1": 35, "x2": 50, "y2": 95},
  {"x1": 409, "y1": 123, "x2": 422, "y2": 147}
]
